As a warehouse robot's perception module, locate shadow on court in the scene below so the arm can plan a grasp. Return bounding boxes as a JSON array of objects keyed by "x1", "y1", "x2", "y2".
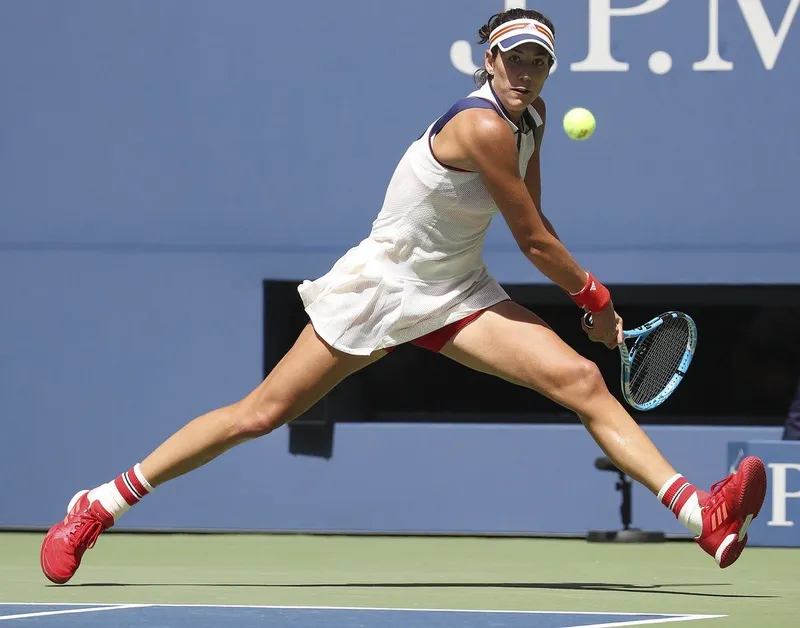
[{"x1": 51, "y1": 581, "x2": 778, "y2": 599}]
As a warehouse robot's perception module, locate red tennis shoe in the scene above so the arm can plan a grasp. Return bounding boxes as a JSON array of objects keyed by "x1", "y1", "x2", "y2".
[
  {"x1": 696, "y1": 456, "x2": 767, "y2": 568},
  {"x1": 40, "y1": 490, "x2": 114, "y2": 584}
]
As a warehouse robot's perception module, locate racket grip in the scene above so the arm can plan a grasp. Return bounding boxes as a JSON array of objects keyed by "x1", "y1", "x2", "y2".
[{"x1": 583, "y1": 312, "x2": 594, "y2": 328}]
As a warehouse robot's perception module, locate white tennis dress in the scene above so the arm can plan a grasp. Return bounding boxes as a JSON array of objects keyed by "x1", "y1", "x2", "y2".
[{"x1": 298, "y1": 82, "x2": 543, "y2": 355}]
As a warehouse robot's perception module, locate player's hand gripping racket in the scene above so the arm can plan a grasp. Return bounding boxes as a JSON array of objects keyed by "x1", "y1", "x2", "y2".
[{"x1": 584, "y1": 311, "x2": 697, "y2": 411}]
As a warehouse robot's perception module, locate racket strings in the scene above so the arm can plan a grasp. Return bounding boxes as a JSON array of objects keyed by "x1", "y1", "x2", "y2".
[{"x1": 629, "y1": 318, "x2": 690, "y2": 404}]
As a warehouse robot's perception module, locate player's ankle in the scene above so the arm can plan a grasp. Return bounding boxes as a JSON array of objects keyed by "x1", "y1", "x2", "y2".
[
  {"x1": 88, "y1": 463, "x2": 153, "y2": 520},
  {"x1": 658, "y1": 474, "x2": 702, "y2": 535}
]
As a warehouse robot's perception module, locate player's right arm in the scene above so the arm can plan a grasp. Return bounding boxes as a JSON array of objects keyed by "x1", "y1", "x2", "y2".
[{"x1": 455, "y1": 109, "x2": 588, "y2": 295}]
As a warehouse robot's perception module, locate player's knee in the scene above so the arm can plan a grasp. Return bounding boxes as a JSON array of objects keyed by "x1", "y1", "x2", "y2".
[
  {"x1": 564, "y1": 359, "x2": 605, "y2": 405},
  {"x1": 578, "y1": 359, "x2": 605, "y2": 395},
  {"x1": 232, "y1": 399, "x2": 291, "y2": 439}
]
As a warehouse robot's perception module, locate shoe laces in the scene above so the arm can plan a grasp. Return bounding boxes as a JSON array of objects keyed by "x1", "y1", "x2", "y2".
[
  {"x1": 709, "y1": 473, "x2": 734, "y2": 496},
  {"x1": 64, "y1": 510, "x2": 105, "y2": 550},
  {"x1": 701, "y1": 473, "x2": 735, "y2": 511}
]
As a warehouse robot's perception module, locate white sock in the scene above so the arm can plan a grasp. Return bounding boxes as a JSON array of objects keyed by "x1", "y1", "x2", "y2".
[
  {"x1": 658, "y1": 474, "x2": 703, "y2": 536},
  {"x1": 88, "y1": 463, "x2": 153, "y2": 520},
  {"x1": 678, "y1": 493, "x2": 703, "y2": 536}
]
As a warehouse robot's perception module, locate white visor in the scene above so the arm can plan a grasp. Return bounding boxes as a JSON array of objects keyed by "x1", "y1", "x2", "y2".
[{"x1": 488, "y1": 18, "x2": 556, "y2": 63}]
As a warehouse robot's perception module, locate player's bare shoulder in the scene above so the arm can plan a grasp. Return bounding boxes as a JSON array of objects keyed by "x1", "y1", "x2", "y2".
[
  {"x1": 433, "y1": 107, "x2": 515, "y2": 172},
  {"x1": 454, "y1": 107, "x2": 518, "y2": 157}
]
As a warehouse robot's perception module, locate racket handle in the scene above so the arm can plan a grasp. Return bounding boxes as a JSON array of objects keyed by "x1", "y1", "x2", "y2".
[{"x1": 583, "y1": 312, "x2": 594, "y2": 328}]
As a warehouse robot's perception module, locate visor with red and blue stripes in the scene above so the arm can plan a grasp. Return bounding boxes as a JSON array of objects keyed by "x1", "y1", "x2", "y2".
[{"x1": 489, "y1": 18, "x2": 556, "y2": 63}]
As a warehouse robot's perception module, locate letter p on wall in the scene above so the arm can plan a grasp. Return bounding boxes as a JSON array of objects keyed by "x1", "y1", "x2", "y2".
[{"x1": 572, "y1": 0, "x2": 671, "y2": 72}]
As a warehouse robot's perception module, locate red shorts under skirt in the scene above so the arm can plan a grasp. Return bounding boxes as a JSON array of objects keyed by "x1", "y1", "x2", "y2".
[{"x1": 383, "y1": 308, "x2": 488, "y2": 354}]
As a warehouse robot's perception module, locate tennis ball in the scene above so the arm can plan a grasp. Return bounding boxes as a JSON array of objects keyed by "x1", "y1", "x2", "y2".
[{"x1": 563, "y1": 107, "x2": 596, "y2": 141}]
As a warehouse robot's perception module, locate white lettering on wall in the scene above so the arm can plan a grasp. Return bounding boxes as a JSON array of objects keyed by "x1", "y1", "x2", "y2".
[
  {"x1": 571, "y1": 0, "x2": 671, "y2": 72},
  {"x1": 767, "y1": 463, "x2": 800, "y2": 527},
  {"x1": 736, "y1": 0, "x2": 799, "y2": 70},
  {"x1": 694, "y1": 0, "x2": 734, "y2": 71},
  {"x1": 450, "y1": 0, "x2": 799, "y2": 75}
]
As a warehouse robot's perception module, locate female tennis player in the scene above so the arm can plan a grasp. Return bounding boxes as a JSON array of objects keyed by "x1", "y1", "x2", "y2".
[{"x1": 41, "y1": 8, "x2": 765, "y2": 582}]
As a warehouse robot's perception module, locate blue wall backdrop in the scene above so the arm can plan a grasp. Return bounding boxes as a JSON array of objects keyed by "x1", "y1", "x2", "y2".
[
  {"x1": 2, "y1": 0, "x2": 798, "y2": 282},
  {"x1": 1, "y1": 1, "x2": 798, "y2": 533},
  {"x1": 0, "y1": 421, "x2": 786, "y2": 537}
]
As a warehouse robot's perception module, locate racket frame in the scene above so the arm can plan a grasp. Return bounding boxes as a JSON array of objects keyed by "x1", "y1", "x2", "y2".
[{"x1": 617, "y1": 311, "x2": 697, "y2": 411}]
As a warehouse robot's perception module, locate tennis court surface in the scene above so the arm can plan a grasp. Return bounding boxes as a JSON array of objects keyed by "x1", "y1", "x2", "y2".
[{"x1": 2, "y1": 533, "x2": 796, "y2": 627}]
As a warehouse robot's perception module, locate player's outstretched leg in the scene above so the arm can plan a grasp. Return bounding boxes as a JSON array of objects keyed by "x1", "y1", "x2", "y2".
[
  {"x1": 440, "y1": 300, "x2": 766, "y2": 569},
  {"x1": 40, "y1": 324, "x2": 383, "y2": 584}
]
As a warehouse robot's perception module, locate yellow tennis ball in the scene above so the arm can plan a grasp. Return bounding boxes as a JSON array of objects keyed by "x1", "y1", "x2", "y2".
[{"x1": 563, "y1": 107, "x2": 596, "y2": 141}]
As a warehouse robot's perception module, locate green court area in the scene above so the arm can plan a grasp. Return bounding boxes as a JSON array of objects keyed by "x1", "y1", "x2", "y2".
[{"x1": 2, "y1": 532, "x2": 797, "y2": 626}]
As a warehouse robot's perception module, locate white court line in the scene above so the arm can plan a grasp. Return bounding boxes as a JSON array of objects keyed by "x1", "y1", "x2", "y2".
[
  {"x1": 0, "y1": 603, "x2": 725, "y2": 621},
  {"x1": 135, "y1": 603, "x2": 728, "y2": 621},
  {"x1": 563, "y1": 614, "x2": 726, "y2": 628},
  {"x1": 0, "y1": 604, "x2": 150, "y2": 622}
]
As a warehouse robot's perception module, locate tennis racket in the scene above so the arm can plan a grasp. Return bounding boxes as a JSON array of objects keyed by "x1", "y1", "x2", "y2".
[{"x1": 584, "y1": 311, "x2": 697, "y2": 411}]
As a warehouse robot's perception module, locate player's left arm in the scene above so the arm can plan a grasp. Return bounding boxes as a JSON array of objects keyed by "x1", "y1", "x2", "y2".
[{"x1": 524, "y1": 98, "x2": 561, "y2": 241}]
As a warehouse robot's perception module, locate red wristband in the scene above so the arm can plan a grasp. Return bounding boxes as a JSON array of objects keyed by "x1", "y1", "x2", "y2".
[{"x1": 569, "y1": 271, "x2": 611, "y2": 313}]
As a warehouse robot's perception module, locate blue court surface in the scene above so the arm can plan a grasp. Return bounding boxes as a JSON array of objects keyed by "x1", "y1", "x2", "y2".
[{"x1": 0, "y1": 604, "x2": 724, "y2": 627}]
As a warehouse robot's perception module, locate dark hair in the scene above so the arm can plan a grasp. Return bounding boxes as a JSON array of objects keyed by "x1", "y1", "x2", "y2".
[{"x1": 473, "y1": 9, "x2": 556, "y2": 87}]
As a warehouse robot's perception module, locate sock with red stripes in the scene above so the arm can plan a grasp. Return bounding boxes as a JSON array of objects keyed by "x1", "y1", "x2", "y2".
[
  {"x1": 658, "y1": 474, "x2": 703, "y2": 536},
  {"x1": 88, "y1": 463, "x2": 153, "y2": 520}
]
